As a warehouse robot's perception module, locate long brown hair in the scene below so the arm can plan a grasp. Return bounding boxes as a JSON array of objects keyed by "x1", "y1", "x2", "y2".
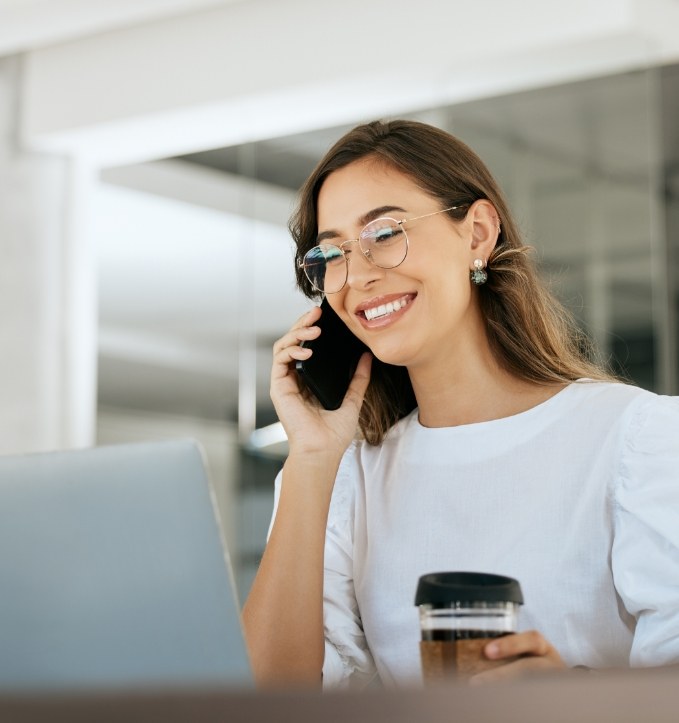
[{"x1": 289, "y1": 119, "x2": 616, "y2": 444}]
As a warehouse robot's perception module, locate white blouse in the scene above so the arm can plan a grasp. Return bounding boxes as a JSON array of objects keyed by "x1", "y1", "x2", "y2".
[{"x1": 269, "y1": 381, "x2": 679, "y2": 687}]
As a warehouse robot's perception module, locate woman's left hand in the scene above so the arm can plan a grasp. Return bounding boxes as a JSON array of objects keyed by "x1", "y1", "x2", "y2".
[{"x1": 470, "y1": 630, "x2": 566, "y2": 684}]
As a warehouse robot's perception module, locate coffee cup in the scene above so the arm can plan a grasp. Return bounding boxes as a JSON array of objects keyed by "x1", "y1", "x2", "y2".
[{"x1": 415, "y1": 571, "x2": 523, "y2": 681}]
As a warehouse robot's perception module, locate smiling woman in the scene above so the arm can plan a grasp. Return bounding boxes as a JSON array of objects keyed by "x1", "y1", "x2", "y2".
[
  {"x1": 241, "y1": 119, "x2": 679, "y2": 689},
  {"x1": 292, "y1": 121, "x2": 611, "y2": 441}
]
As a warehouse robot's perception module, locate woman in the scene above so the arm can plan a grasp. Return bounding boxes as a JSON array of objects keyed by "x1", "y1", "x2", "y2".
[{"x1": 242, "y1": 119, "x2": 679, "y2": 688}]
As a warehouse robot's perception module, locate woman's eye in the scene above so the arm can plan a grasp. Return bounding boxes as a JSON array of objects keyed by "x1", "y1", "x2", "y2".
[{"x1": 366, "y1": 226, "x2": 401, "y2": 243}]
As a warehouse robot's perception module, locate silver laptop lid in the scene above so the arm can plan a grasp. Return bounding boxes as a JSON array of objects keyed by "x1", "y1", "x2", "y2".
[{"x1": 0, "y1": 439, "x2": 252, "y2": 691}]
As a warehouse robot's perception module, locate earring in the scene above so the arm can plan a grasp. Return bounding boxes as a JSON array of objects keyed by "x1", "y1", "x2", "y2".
[{"x1": 470, "y1": 259, "x2": 487, "y2": 285}]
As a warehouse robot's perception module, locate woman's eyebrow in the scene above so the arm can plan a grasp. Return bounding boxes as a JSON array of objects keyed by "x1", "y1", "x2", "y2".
[{"x1": 316, "y1": 205, "x2": 407, "y2": 244}]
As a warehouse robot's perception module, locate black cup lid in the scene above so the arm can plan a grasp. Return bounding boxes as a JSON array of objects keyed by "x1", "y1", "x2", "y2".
[{"x1": 414, "y1": 571, "x2": 523, "y2": 606}]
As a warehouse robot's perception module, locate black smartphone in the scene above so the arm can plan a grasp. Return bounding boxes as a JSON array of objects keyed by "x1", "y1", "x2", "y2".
[{"x1": 295, "y1": 298, "x2": 368, "y2": 410}]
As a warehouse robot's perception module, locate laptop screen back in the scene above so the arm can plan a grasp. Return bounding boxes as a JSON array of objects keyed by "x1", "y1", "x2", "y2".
[{"x1": 0, "y1": 439, "x2": 252, "y2": 691}]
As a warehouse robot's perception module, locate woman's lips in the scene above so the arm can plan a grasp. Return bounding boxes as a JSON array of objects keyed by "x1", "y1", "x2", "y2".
[{"x1": 355, "y1": 293, "x2": 417, "y2": 329}]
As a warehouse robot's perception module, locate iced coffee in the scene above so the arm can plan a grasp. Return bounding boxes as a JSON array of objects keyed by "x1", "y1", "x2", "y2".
[{"x1": 415, "y1": 572, "x2": 523, "y2": 681}]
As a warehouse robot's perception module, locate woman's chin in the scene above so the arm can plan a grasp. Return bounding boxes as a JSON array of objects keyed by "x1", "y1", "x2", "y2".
[{"x1": 370, "y1": 346, "x2": 412, "y2": 368}]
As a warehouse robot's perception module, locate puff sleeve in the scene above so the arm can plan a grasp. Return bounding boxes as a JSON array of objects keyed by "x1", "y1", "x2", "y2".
[{"x1": 611, "y1": 393, "x2": 679, "y2": 666}]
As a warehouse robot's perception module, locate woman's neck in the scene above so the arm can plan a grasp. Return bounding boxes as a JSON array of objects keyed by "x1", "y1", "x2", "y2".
[{"x1": 408, "y1": 340, "x2": 564, "y2": 429}]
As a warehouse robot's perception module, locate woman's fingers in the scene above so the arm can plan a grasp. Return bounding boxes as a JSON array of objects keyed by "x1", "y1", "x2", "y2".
[
  {"x1": 468, "y1": 631, "x2": 566, "y2": 685},
  {"x1": 483, "y1": 630, "x2": 552, "y2": 660},
  {"x1": 272, "y1": 326, "x2": 319, "y2": 356},
  {"x1": 342, "y1": 352, "x2": 373, "y2": 409},
  {"x1": 289, "y1": 305, "x2": 322, "y2": 333},
  {"x1": 271, "y1": 307, "x2": 321, "y2": 357},
  {"x1": 270, "y1": 311, "x2": 325, "y2": 410},
  {"x1": 271, "y1": 323, "x2": 321, "y2": 376}
]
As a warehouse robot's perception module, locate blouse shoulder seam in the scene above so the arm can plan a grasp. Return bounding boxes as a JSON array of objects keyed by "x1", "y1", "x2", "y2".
[{"x1": 611, "y1": 389, "x2": 656, "y2": 506}]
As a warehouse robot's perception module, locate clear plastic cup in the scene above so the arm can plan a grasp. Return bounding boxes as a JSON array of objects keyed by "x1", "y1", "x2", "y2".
[{"x1": 415, "y1": 572, "x2": 523, "y2": 681}]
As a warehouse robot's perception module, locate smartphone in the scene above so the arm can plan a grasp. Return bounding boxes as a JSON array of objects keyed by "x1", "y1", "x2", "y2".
[{"x1": 295, "y1": 298, "x2": 368, "y2": 410}]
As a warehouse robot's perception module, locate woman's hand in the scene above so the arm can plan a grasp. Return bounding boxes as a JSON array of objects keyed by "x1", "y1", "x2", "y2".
[
  {"x1": 270, "y1": 305, "x2": 372, "y2": 459},
  {"x1": 470, "y1": 630, "x2": 566, "y2": 684}
]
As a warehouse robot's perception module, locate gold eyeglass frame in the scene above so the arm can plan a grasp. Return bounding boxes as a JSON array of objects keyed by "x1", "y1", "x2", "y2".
[{"x1": 299, "y1": 205, "x2": 463, "y2": 294}]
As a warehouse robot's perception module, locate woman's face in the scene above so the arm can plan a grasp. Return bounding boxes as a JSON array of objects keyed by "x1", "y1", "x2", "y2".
[{"x1": 316, "y1": 158, "x2": 489, "y2": 371}]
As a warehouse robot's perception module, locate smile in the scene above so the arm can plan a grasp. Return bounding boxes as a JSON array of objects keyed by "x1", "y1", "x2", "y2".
[{"x1": 363, "y1": 294, "x2": 413, "y2": 321}]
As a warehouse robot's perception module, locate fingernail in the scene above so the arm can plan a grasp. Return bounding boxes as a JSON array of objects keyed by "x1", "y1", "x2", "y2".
[{"x1": 485, "y1": 642, "x2": 499, "y2": 658}]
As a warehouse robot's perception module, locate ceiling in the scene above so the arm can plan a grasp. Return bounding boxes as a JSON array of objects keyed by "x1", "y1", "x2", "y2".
[{"x1": 0, "y1": 0, "x2": 249, "y2": 57}]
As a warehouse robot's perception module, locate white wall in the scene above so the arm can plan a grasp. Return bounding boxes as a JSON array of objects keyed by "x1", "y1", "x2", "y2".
[{"x1": 0, "y1": 56, "x2": 97, "y2": 454}]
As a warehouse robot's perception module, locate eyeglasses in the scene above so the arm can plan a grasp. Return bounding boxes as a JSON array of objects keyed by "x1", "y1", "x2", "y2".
[{"x1": 299, "y1": 205, "x2": 462, "y2": 294}]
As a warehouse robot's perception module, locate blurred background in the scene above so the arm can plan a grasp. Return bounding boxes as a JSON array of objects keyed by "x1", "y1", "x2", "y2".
[{"x1": 0, "y1": 0, "x2": 678, "y2": 600}]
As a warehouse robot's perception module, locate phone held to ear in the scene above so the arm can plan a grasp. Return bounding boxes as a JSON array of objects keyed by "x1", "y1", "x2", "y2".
[{"x1": 295, "y1": 298, "x2": 368, "y2": 410}]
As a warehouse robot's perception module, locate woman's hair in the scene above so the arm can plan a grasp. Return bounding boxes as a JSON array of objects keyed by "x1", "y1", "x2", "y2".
[{"x1": 289, "y1": 119, "x2": 617, "y2": 445}]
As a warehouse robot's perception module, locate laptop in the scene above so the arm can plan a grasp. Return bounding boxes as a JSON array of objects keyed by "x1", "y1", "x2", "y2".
[{"x1": 0, "y1": 438, "x2": 253, "y2": 691}]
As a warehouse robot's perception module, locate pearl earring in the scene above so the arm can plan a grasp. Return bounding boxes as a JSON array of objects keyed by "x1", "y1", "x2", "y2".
[{"x1": 470, "y1": 259, "x2": 487, "y2": 285}]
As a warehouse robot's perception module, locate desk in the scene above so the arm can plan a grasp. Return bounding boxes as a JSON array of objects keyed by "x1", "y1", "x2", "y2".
[{"x1": 0, "y1": 667, "x2": 677, "y2": 723}]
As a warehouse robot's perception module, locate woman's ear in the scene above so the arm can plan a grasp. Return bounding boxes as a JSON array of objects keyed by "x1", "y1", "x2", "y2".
[{"x1": 467, "y1": 199, "x2": 501, "y2": 264}]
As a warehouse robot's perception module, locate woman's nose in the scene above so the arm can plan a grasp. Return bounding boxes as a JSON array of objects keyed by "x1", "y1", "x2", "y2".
[{"x1": 345, "y1": 245, "x2": 385, "y2": 289}]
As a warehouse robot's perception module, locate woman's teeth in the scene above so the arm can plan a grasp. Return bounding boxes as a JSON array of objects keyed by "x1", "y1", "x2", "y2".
[{"x1": 364, "y1": 295, "x2": 411, "y2": 321}]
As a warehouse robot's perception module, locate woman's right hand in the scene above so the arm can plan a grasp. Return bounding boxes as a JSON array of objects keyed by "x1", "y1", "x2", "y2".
[{"x1": 271, "y1": 305, "x2": 372, "y2": 460}]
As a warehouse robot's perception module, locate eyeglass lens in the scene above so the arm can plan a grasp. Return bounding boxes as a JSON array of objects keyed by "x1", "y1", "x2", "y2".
[{"x1": 303, "y1": 218, "x2": 408, "y2": 293}]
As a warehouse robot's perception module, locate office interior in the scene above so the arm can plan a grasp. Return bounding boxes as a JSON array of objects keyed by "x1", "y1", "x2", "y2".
[{"x1": 1, "y1": 0, "x2": 678, "y2": 605}]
